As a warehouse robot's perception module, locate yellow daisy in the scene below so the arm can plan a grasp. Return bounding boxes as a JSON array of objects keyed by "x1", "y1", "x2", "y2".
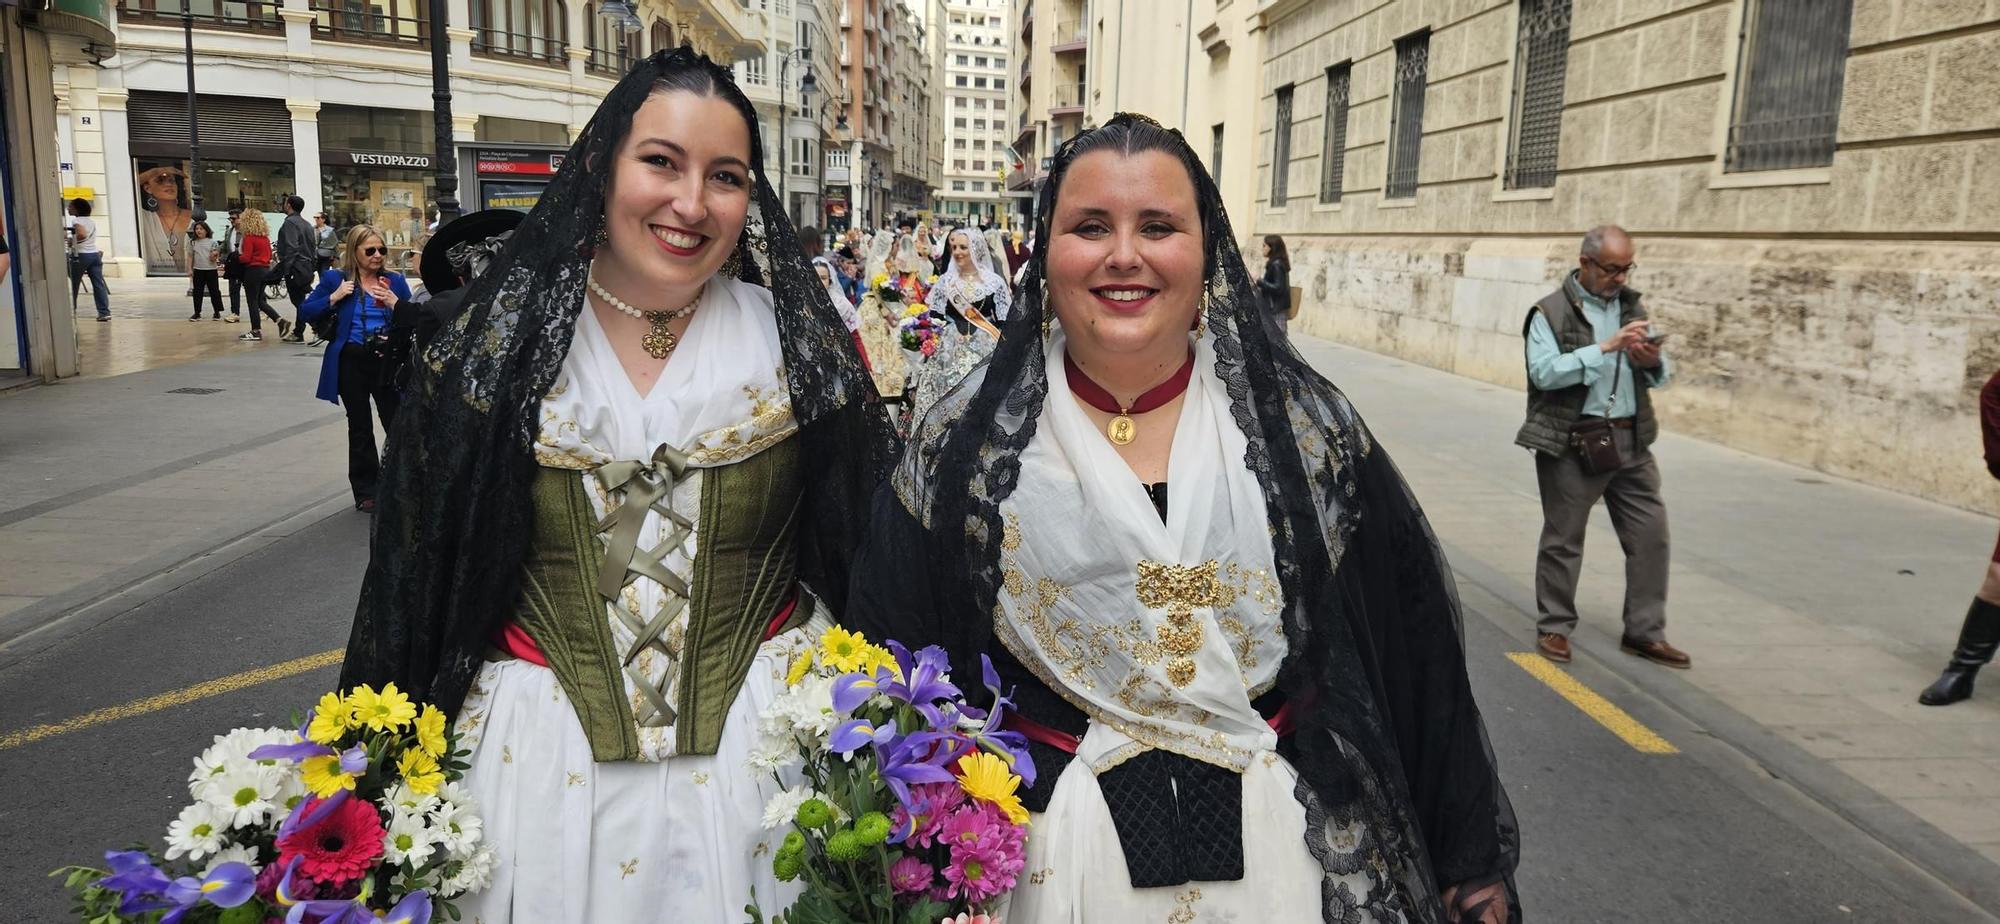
[
  {"x1": 300, "y1": 754, "x2": 360, "y2": 798},
  {"x1": 305, "y1": 691, "x2": 352, "y2": 745},
  {"x1": 859, "y1": 645, "x2": 903, "y2": 681},
  {"x1": 413, "y1": 704, "x2": 448, "y2": 758},
  {"x1": 955, "y1": 751, "x2": 1029, "y2": 825},
  {"x1": 818, "y1": 626, "x2": 872, "y2": 674},
  {"x1": 785, "y1": 649, "x2": 816, "y2": 687},
  {"x1": 397, "y1": 747, "x2": 445, "y2": 795},
  {"x1": 348, "y1": 683, "x2": 417, "y2": 733}
]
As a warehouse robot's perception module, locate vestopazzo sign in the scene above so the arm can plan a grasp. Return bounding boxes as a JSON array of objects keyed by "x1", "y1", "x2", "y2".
[{"x1": 347, "y1": 152, "x2": 434, "y2": 169}]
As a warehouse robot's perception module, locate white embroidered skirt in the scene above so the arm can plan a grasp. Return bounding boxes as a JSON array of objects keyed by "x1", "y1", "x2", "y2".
[
  {"x1": 1002, "y1": 743, "x2": 1375, "y2": 923},
  {"x1": 449, "y1": 649, "x2": 799, "y2": 923}
]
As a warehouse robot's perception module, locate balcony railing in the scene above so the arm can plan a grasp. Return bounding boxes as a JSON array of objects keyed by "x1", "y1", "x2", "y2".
[
  {"x1": 470, "y1": 0, "x2": 566, "y2": 66},
  {"x1": 118, "y1": 0, "x2": 282, "y2": 33},
  {"x1": 311, "y1": 0, "x2": 428, "y2": 45},
  {"x1": 1051, "y1": 82, "x2": 1084, "y2": 113},
  {"x1": 1052, "y1": 19, "x2": 1085, "y2": 52}
]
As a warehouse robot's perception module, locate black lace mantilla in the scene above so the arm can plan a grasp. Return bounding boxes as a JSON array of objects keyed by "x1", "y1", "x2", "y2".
[
  {"x1": 339, "y1": 47, "x2": 895, "y2": 727},
  {"x1": 847, "y1": 114, "x2": 1520, "y2": 923}
]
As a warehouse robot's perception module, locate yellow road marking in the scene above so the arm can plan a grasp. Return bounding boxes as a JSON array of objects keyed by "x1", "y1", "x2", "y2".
[
  {"x1": 1505, "y1": 652, "x2": 1679, "y2": 755},
  {"x1": 0, "y1": 648, "x2": 344, "y2": 751}
]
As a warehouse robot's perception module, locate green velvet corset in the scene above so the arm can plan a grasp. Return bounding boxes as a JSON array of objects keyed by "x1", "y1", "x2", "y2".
[{"x1": 511, "y1": 435, "x2": 807, "y2": 761}]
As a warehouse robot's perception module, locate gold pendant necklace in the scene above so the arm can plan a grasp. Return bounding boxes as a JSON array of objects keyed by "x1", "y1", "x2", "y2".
[
  {"x1": 1107, "y1": 411, "x2": 1137, "y2": 445},
  {"x1": 588, "y1": 270, "x2": 703, "y2": 360}
]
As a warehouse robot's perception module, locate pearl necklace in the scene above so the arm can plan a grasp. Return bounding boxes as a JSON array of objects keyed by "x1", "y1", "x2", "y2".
[{"x1": 588, "y1": 271, "x2": 704, "y2": 359}]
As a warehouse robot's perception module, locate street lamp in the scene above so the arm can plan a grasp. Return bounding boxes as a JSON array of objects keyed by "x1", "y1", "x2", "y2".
[
  {"x1": 596, "y1": 0, "x2": 643, "y2": 31},
  {"x1": 180, "y1": 7, "x2": 206, "y2": 227},
  {"x1": 779, "y1": 46, "x2": 816, "y2": 228},
  {"x1": 428, "y1": 0, "x2": 460, "y2": 226}
]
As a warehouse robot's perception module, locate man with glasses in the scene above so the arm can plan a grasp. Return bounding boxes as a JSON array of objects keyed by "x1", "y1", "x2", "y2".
[{"x1": 1516, "y1": 224, "x2": 1688, "y2": 670}]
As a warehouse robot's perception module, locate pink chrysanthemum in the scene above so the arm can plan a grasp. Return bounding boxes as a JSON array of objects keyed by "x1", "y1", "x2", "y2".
[
  {"x1": 942, "y1": 842, "x2": 1020, "y2": 904},
  {"x1": 893, "y1": 783, "x2": 967, "y2": 848},
  {"x1": 274, "y1": 796, "x2": 384, "y2": 885},
  {"x1": 936, "y1": 802, "x2": 1003, "y2": 851},
  {"x1": 889, "y1": 855, "x2": 935, "y2": 896}
]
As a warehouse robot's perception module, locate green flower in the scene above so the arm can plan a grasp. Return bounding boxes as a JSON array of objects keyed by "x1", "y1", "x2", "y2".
[
  {"x1": 824, "y1": 829, "x2": 868, "y2": 862},
  {"x1": 773, "y1": 852, "x2": 803, "y2": 882},
  {"x1": 779, "y1": 830, "x2": 807, "y2": 858},
  {"x1": 854, "y1": 812, "x2": 892, "y2": 846},
  {"x1": 795, "y1": 798, "x2": 835, "y2": 830}
]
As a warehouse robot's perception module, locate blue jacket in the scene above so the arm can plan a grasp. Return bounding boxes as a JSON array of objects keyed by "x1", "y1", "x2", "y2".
[{"x1": 301, "y1": 270, "x2": 413, "y2": 404}]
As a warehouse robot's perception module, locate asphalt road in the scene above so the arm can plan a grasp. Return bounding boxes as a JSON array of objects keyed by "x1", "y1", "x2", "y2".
[{"x1": 0, "y1": 507, "x2": 1987, "y2": 922}]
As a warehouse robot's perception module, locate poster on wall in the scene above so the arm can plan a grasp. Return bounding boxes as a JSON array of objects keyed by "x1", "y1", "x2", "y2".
[
  {"x1": 370, "y1": 181, "x2": 425, "y2": 249},
  {"x1": 133, "y1": 159, "x2": 195, "y2": 275},
  {"x1": 480, "y1": 180, "x2": 546, "y2": 213}
]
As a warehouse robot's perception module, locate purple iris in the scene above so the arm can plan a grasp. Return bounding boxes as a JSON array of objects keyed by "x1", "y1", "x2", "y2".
[
  {"x1": 828, "y1": 718, "x2": 896, "y2": 756},
  {"x1": 377, "y1": 889, "x2": 434, "y2": 924},
  {"x1": 160, "y1": 862, "x2": 256, "y2": 924},
  {"x1": 250, "y1": 711, "x2": 337, "y2": 763},
  {"x1": 954, "y1": 654, "x2": 1037, "y2": 786},
  {"x1": 874, "y1": 731, "x2": 969, "y2": 808},
  {"x1": 277, "y1": 788, "x2": 351, "y2": 840},
  {"x1": 875, "y1": 642, "x2": 962, "y2": 727},
  {"x1": 98, "y1": 850, "x2": 172, "y2": 915},
  {"x1": 285, "y1": 898, "x2": 375, "y2": 924}
]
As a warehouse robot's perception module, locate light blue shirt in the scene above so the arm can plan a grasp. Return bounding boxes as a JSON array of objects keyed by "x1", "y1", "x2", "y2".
[{"x1": 1524, "y1": 274, "x2": 1671, "y2": 419}]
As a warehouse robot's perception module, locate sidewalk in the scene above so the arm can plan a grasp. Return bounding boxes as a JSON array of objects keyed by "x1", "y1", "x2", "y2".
[
  {"x1": 0, "y1": 336, "x2": 355, "y2": 661},
  {"x1": 72, "y1": 274, "x2": 307, "y2": 379},
  {"x1": 1287, "y1": 334, "x2": 2000, "y2": 904}
]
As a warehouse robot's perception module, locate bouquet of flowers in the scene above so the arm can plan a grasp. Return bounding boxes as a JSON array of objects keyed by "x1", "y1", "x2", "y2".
[
  {"x1": 56, "y1": 684, "x2": 493, "y2": 924},
  {"x1": 897, "y1": 303, "x2": 941, "y2": 357},
  {"x1": 746, "y1": 627, "x2": 1035, "y2": 924},
  {"x1": 873, "y1": 273, "x2": 904, "y2": 303}
]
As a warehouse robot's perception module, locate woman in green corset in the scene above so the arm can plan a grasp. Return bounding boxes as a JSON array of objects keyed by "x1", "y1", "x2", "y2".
[{"x1": 337, "y1": 49, "x2": 892, "y2": 921}]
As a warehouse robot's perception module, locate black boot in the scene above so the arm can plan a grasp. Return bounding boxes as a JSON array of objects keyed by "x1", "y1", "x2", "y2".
[{"x1": 1919, "y1": 598, "x2": 2000, "y2": 706}]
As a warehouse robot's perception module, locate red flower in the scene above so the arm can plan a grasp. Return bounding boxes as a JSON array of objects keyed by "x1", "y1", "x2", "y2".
[{"x1": 275, "y1": 796, "x2": 385, "y2": 885}]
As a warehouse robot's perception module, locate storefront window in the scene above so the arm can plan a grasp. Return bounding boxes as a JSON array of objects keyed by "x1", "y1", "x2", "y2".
[
  {"x1": 131, "y1": 158, "x2": 295, "y2": 274},
  {"x1": 321, "y1": 165, "x2": 436, "y2": 251}
]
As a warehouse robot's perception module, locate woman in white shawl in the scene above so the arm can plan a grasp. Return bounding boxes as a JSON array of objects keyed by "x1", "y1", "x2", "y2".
[
  {"x1": 814, "y1": 255, "x2": 866, "y2": 365},
  {"x1": 890, "y1": 232, "x2": 932, "y2": 303},
  {"x1": 855, "y1": 231, "x2": 908, "y2": 400},
  {"x1": 905, "y1": 228, "x2": 1006, "y2": 423}
]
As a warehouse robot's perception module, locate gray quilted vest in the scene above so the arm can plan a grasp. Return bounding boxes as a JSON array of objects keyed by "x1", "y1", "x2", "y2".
[{"x1": 1514, "y1": 281, "x2": 1657, "y2": 456}]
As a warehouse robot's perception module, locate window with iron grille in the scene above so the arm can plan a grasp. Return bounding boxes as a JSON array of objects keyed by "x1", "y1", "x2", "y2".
[
  {"x1": 1504, "y1": 0, "x2": 1571, "y2": 189},
  {"x1": 1212, "y1": 123, "x2": 1225, "y2": 181},
  {"x1": 1385, "y1": 31, "x2": 1430, "y2": 199},
  {"x1": 312, "y1": 0, "x2": 427, "y2": 44},
  {"x1": 1726, "y1": 0, "x2": 1854, "y2": 172},
  {"x1": 471, "y1": 0, "x2": 566, "y2": 66},
  {"x1": 1270, "y1": 85, "x2": 1294, "y2": 207},
  {"x1": 1319, "y1": 64, "x2": 1351, "y2": 204}
]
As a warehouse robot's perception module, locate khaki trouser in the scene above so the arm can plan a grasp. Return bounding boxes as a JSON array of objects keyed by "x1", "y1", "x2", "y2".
[{"x1": 1533, "y1": 426, "x2": 1670, "y2": 643}]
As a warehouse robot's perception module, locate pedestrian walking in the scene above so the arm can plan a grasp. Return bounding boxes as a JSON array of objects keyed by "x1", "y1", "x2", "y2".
[
  {"x1": 66, "y1": 198, "x2": 111, "y2": 321},
  {"x1": 1258, "y1": 233, "x2": 1292, "y2": 336},
  {"x1": 848, "y1": 112, "x2": 1519, "y2": 923},
  {"x1": 313, "y1": 211, "x2": 337, "y2": 274},
  {"x1": 187, "y1": 222, "x2": 225, "y2": 320},
  {"x1": 277, "y1": 195, "x2": 317, "y2": 342},
  {"x1": 233, "y1": 210, "x2": 288, "y2": 341},
  {"x1": 221, "y1": 208, "x2": 247, "y2": 321},
  {"x1": 1918, "y1": 368, "x2": 2000, "y2": 705},
  {"x1": 1519, "y1": 224, "x2": 1687, "y2": 669},
  {"x1": 335, "y1": 49, "x2": 890, "y2": 921},
  {"x1": 299, "y1": 224, "x2": 410, "y2": 512}
]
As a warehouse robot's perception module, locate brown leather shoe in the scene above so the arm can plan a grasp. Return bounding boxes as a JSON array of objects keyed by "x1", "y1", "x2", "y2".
[
  {"x1": 1536, "y1": 632, "x2": 1571, "y2": 663},
  {"x1": 1621, "y1": 636, "x2": 1691, "y2": 669}
]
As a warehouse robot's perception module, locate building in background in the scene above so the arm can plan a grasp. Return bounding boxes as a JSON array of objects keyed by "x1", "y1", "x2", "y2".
[
  {"x1": 842, "y1": 0, "x2": 894, "y2": 228},
  {"x1": 60, "y1": 0, "x2": 764, "y2": 280},
  {"x1": 4, "y1": 0, "x2": 117, "y2": 381},
  {"x1": 1021, "y1": 0, "x2": 2000, "y2": 514},
  {"x1": 889, "y1": 2, "x2": 935, "y2": 216},
  {"x1": 738, "y1": 0, "x2": 827, "y2": 230},
  {"x1": 937, "y1": 0, "x2": 1012, "y2": 225},
  {"x1": 803, "y1": 0, "x2": 848, "y2": 234}
]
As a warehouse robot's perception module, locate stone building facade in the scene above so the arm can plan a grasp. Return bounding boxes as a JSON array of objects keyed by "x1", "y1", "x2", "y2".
[{"x1": 1252, "y1": 0, "x2": 2000, "y2": 510}]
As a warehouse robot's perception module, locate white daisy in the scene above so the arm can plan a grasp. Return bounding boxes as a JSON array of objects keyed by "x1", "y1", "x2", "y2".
[
  {"x1": 196, "y1": 765, "x2": 284, "y2": 829},
  {"x1": 760, "y1": 783, "x2": 822, "y2": 831},
  {"x1": 382, "y1": 810, "x2": 439, "y2": 868},
  {"x1": 440, "y1": 843, "x2": 497, "y2": 897},
  {"x1": 744, "y1": 730, "x2": 795, "y2": 773},
  {"x1": 429, "y1": 800, "x2": 483, "y2": 855},
  {"x1": 164, "y1": 802, "x2": 230, "y2": 861},
  {"x1": 200, "y1": 844, "x2": 262, "y2": 877},
  {"x1": 381, "y1": 781, "x2": 440, "y2": 817},
  {"x1": 189, "y1": 727, "x2": 296, "y2": 784},
  {"x1": 432, "y1": 780, "x2": 478, "y2": 812}
]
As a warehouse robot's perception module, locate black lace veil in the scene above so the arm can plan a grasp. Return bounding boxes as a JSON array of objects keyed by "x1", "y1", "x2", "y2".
[
  {"x1": 339, "y1": 47, "x2": 894, "y2": 724},
  {"x1": 847, "y1": 114, "x2": 1519, "y2": 922}
]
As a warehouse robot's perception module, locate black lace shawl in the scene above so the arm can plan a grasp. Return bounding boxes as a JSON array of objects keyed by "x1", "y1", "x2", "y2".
[
  {"x1": 844, "y1": 115, "x2": 1519, "y2": 922},
  {"x1": 338, "y1": 48, "x2": 895, "y2": 722}
]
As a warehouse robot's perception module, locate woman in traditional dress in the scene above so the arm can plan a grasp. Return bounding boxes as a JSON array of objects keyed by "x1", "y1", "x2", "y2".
[
  {"x1": 814, "y1": 254, "x2": 867, "y2": 365},
  {"x1": 856, "y1": 231, "x2": 909, "y2": 403},
  {"x1": 905, "y1": 228, "x2": 1007, "y2": 424},
  {"x1": 338, "y1": 49, "x2": 891, "y2": 922},
  {"x1": 847, "y1": 114, "x2": 1519, "y2": 923},
  {"x1": 891, "y1": 232, "x2": 932, "y2": 303}
]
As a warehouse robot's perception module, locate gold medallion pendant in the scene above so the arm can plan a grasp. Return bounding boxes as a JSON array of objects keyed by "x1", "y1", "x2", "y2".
[
  {"x1": 642, "y1": 313, "x2": 678, "y2": 359},
  {"x1": 1107, "y1": 414, "x2": 1137, "y2": 445}
]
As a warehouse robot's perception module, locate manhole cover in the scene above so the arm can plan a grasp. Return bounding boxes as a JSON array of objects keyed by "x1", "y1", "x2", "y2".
[{"x1": 165, "y1": 387, "x2": 225, "y2": 395}]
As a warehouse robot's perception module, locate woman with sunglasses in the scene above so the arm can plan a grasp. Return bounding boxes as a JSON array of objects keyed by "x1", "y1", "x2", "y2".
[{"x1": 301, "y1": 225, "x2": 411, "y2": 511}]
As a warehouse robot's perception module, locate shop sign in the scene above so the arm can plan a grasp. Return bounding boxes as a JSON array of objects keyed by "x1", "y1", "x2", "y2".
[
  {"x1": 474, "y1": 149, "x2": 565, "y2": 177},
  {"x1": 342, "y1": 152, "x2": 434, "y2": 170}
]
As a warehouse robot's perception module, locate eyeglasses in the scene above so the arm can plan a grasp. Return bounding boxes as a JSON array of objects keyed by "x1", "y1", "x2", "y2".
[
  {"x1": 361, "y1": 246, "x2": 387, "y2": 256},
  {"x1": 1585, "y1": 256, "x2": 1636, "y2": 276}
]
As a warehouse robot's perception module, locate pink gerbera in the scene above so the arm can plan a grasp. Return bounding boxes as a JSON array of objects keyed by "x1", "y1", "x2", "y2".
[
  {"x1": 274, "y1": 796, "x2": 385, "y2": 885},
  {"x1": 889, "y1": 855, "x2": 936, "y2": 896},
  {"x1": 937, "y1": 802, "x2": 1002, "y2": 851},
  {"x1": 942, "y1": 842, "x2": 1019, "y2": 904}
]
